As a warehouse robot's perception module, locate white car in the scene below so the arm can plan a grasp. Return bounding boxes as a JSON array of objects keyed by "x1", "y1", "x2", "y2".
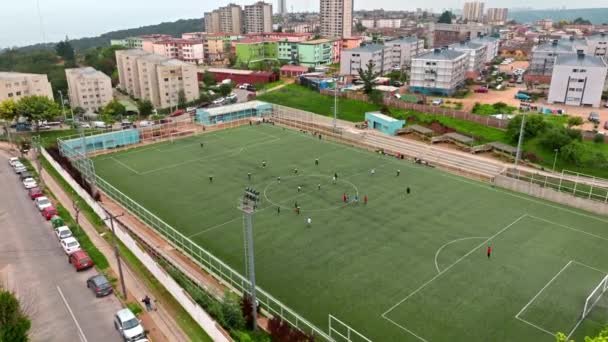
[
  {"x1": 55, "y1": 226, "x2": 72, "y2": 240},
  {"x1": 60, "y1": 237, "x2": 81, "y2": 255},
  {"x1": 212, "y1": 97, "x2": 226, "y2": 105},
  {"x1": 13, "y1": 164, "x2": 27, "y2": 174},
  {"x1": 139, "y1": 120, "x2": 153, "y2": 127},
  {"x1": 22, "y1": 178, "x2": 37, "y2": 189},
  {"x1": 114, "y1": 308, "x2": 146, "y2": 341},
  {"x1": 8, "y1": 157, "x2": 19, "y2": 166},
  {"x1": 35, "y1": 196, "x2": 53, "y2": 211},
  {"x1": 238, "y1": 83, "x2": 251, "y2": 89},
  {"x1": 78, "y1": 122, "x2": 91, "y2": 129},
  {"x1": 431, "y1": 99, "x2": 444, "y2": 106}
]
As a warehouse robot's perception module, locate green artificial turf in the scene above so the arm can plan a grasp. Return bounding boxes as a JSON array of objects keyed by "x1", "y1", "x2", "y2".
[{"x1": 93, "y1": 124, "x2": 608, "y2": 341}]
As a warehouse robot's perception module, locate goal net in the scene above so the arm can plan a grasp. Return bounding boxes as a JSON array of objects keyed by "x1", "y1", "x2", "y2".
[{"x1": 582, "y1": 275, "x2": 608, "y2": 320}]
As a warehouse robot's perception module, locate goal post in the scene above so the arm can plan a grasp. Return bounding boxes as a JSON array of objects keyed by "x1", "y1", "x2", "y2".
[{"x1": 582, "y1": 274, "x2": 608, "y2": 319}]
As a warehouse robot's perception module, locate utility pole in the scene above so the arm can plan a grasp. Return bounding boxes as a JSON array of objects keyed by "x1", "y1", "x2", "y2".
[
  {"x1": 238, "y1": 187, "x2": 260, "y2": 330},
  {"x1": 32, "y1": 135, "x2": 44, "y2": 191},
  {"x1": 58, "y1": 90, "x2": 67, "y2": 124},
  {"x1": 333, "y1": 76, "x2": 338, "y2": 131},
  {"x1": 102, "y1": 208, "x2": 127, "y2": 299},
  {"x1": 514, "y1": 114, "x2": 526, "y2": 178}
]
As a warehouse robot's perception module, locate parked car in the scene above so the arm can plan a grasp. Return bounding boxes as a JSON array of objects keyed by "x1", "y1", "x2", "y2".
[
  {"x1": 431, "y1": 99, "x2": 444, "y2": 106},
  {"x1": 19, "y1": 171, "x2": 33, "y2": 180},
  {"x1": 170, "y1": 109, "x2": 185, "y2": 117},
  {"x1": 212, "y1": 97, "x2": 226, "y2": 106},
  {"x1": 245, "y1": 84, "x2": 256, "y2": 92},
  {"x1": 588, "y1": 112, "x2": 600, "y2": 123},
  {"x1": 120, "y1": 121, "x2": 136, "y2": 129},
  {"x1": 114, "y1": 308, "x2": 146, "y2": 341},
  {"x1": 139, "y1": 120, "x2": 153, "y2": 127},
  {"x1": 41, "y1": 206, "x2": 58, "y2": 220},
  {"x1": 78, "y1": 122, "x2": 92, "y2": 129},
  {"x1": 86, "y1": 274, "x2": 112, "y2": 295},
  {"x1": 8, "y1": 157, "x2": 19, "y2": 166},
  {"x1": 514, "y1": 93, "x2": 531, "y2": 100},
  {"x1": 13, "y1": 163, "x2": 27, "y2": 174},
  {"x1": 238, "y1": 83, "x2": 252, "y2": 90},
  {"x1": 226, "y1": 93, "x2": 238, "y2": 104},
  {"x1": 93, "y1": 121, "x2": 111, "y2": 129},
  {"x1": 391, "y1": 81, "x2": 404, "y2": 87},
  {"x1": 35, "y1": 196, "x2": 52, "y2": 211},
  {"x1": 70, "y1": 250, "x2": 94, "y2": 271},
  {"x1": 474, "y1": 87, "x2": 489, "y2": 93},
  {"x1": 28, "y1": 187, "x2": 44, "y2": 200},
  {"x1": 60, "y1": 237, "x2": 81, "y2": 255},
  {"x1": 23, "y1": 178, "x2": 37, "y2": 189},
  {"x1": 55, "y1": 225, "x2": 72, "y2": 240}
]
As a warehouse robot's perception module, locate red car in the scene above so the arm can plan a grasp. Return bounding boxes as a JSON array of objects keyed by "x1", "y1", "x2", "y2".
[
  {"x1": 41, "y1": 206, "x2": 58, "y2": 220},
  {"x1": 474, "y1": 87, "x2": 489, "y2": 93},
  {"x1": 170, "y1": 109, "x2": 185, "y2": 117},
  {"x1": 69, "y1": 250, "x2": 94, "y2": 271},
  {"x1": 28, "y1": 187, "x2": 44, "y2": 200}
]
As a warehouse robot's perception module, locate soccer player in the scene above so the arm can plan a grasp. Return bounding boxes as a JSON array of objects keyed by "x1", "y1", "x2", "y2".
[
  {"x1": 364, "y1": 195, "x2": 368, "y2": 205},
  {"x1": 318, "y1": 184, "x2": 321, "y2": 190},
  {"x1": 406, "y1": 187, "x2": 411, "y2": 194},
  {"x1": 397, "y1": 169, "x2": 401, "y2": 176},
  {"x1": 248, "y1": 172, "x2": 252, "y2": 180},
  {"x1": 307, "y1": 217, "x2": 312, "y2": 227},
  {"x1": 277, "y1": 206, "x2": 281, "y2": 214},
  {"x1": 200, "y1": 142, "x2": 204, "y2": 148},
  {"x1": 315, "y1": 158, "x2": 319, "y2": 166},
  {"x1": 343, "y1": 193, "x2": 347, "y2": 203},
  {"x1": 487, "y1": 246, "x2": 492, "y2": 259},
  {"x1": 370, "y1": 169, "x2": 375, "y2": 176},
  {"x1": 262, "y1": 161, "x2": 266, "y2": 168},
  {"x1": 209, "y1": 176, "x2": 213, "y2": 183},
  {"x1": 298, "y1": 186, "x2": 302, "y2": 192},
  {"x1": 296, "y1": 207, "x2": 301, "y2": 215},
  {"x1": 277, "y1": 176, "x2": 281, "y2": 183},
  {"x1": 334, "y1": 172, "x2": 338, "y2": 180},
  {"x1": 354, "y1": 194, "x2": 359, "y2": 205},
  {"x1": 294, "y1": 168, "x2": 298, "y2": 174},
  {"x1": 332, "y1": 176, "x2": 336, "y2": 184},
  {"x1": 294, "y1": 201, "x2": 298, "y2": 209}
]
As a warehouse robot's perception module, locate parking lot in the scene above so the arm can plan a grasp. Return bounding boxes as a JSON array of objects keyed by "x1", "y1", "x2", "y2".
[{"x1": 0, "y1": 154, "x2": 123, "y2": 342}]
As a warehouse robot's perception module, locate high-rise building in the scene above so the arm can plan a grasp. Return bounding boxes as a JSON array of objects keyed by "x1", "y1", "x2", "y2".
[
  {"x1": 65, "y1": 67, "x2": 113, "y2": 113},
  {"x1": 0, "y1": 72, "x2": 53, "y2": 102},
  {"x1": 320, "y1": 0, "x2": 353, "y2": 38},
  {"x1": 115, "y1": 50, "x2": 199, "y2": 109},
  {"x1": 486, "y1": 8, "x2": 508, "y2": 25},
  {"x1": 244, "y1": 2, "x2": 273, "y2": 33},
  {"x1": 277, "y1": 0, "x2": 287, "y2": 15},
  {"x1": 204, "y1": 4, "x2": 243, "y2": 34},
  {"x1": 462, "y1": 1, "x2": 485, "y2": 22}
]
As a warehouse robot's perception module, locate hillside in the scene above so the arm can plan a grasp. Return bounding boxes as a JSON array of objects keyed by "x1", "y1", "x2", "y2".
[
  {"x1": 17, "y1": 18, "x2": 203, "y2": 53},
  {"x1": 509, "y1": 8, "x2": 608, "y2": 25}
]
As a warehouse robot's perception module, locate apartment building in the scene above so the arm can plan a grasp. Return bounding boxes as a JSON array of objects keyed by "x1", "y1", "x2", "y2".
[
  {"x1": 244, "y1": 2, "x2": 272, "y2": 34},
  {"x1": 277, "y1": 0, "x2": 287, "y2": 15},
  {"x1": 527, "y1": 39, "x2": 585, "y2": 83},
  {"x1": 320, "y1": 0, "x2": 353, "y2": 38},
  {"x1": 65, "y1": 67, "x2": 112, "y2": 113},
  {"x1": 115, "y1": 50, "x2": 199, "y2": 108},
  {"x1": 472, "y1": 36, "x2": 499, "y2": 62},
  {"x1": 385, "y1": 37, "x2": 424, "y2": 68},
  {"x1": 203, "y1": 33, "x2": 242, "y2": 63},
  {"x1": 111, "y1": 34, "x2": 173, "y2": 50},
  {"x1": 204, "y1": 4, "x2": 243, "y2": 34},
  {"x1": 410, "y1": 48, "x2": 467, "y2": 96},
  {"x1": 234, "y1": 39, "x2": 279, "y2": 66},
  {"x1": 486, "y1": 8, "x2": 508, "y2": 25},
  {"x1": 151, "y1": 39, "x2": 205, "y2": 64},
  {"x1": 428, "y1": 23, "x2": 492, "y2": 48},
  {"x1": 340, "y1": 44, "x2": 392, "y2": 76},
  {"x1": 548, "y1": 51, "x2": 607, "y2": 107},
  {"x1": 360, "y1": 19, "x2": 402, "y2": 29},
  {"x1": 462, "y1": 1, "x2": 485, "y2": 22},
  {"x1": 298, "y1": 39, "x2": 341, "y2": 67},
  {"x1": 586, "y1": 33, "x2": 608, "y2": 60},
  {"x1": 0, "y1": 72, "x2": 53, "y2": 102},
  {"x1": 449, "y1": 41, "x2": 487, "y2": 78}
]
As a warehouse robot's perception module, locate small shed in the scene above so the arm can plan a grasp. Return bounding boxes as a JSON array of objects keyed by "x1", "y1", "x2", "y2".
[
  {"x1": 280, "y1": 65, "x2": 308, "y2": 78},
  {"x1": 364, "y1": 112, "x2": 405, "y2": 136},
  {"x1": 195, "y1": 101, "x2": 273, "y2": 125}
]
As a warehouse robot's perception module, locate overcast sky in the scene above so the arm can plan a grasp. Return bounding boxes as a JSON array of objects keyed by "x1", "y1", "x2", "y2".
[{"x1": 1, "y1": 0, "x2": 607, "y2": 48}]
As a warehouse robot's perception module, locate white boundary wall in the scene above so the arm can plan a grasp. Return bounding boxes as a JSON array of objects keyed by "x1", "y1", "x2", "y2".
[
  {"x1": 41, "y1": 148, "x2": 230, "y2": 342},
  {"x1": 494, "y1": 174, "x2": 608, "y2": 216}
]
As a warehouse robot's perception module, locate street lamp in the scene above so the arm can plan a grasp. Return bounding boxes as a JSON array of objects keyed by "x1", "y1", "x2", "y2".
[
  {"x1": 238, "y1": 187, "x2": 260, "y2": 330},
  {"x1": 552, "y1": 148, "x2": 559, "y2": 173}
]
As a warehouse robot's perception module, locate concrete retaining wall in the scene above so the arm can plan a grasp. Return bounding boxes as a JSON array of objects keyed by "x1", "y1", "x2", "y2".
[{"x1": 494, "y1": 175, "x2": 608, "y2": 216}]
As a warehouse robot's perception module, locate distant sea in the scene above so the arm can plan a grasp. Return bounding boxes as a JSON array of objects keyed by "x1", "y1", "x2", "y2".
[{"x1": 509, "y1": 8, "x2": 608, "y2": 25}]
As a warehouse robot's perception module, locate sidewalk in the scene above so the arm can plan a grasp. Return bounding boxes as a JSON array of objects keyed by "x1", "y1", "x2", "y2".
[{"x1": 35, "y1": 157, "x2": 189, "y2": 342}]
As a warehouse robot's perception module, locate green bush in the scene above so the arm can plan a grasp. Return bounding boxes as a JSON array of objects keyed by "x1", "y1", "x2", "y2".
[
  {"x1": 540, "y1": 127, "x2": 573, "y2": 150},
  {"x1": 126, "y1": 302, "x2": 143, "y2": 316},
  {"x1": 507, "y1": 114, "x2": 548, "y2": 143},
  {"x1": 594, "y1": 133, "x2": 605, "y2": 144},
  {"x1": 0, "y1": 289, "x2": 31, "y2": 342}
]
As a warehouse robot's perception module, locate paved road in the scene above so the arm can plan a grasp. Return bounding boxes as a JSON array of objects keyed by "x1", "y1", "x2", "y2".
[{"x1": 0, "y1": 155, "x2": 123, "y2": 342}]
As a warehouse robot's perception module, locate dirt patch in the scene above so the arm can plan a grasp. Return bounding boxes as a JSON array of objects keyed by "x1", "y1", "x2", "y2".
[{"x1": 429, "y1": 121, "x2": 456, "y2": 135}]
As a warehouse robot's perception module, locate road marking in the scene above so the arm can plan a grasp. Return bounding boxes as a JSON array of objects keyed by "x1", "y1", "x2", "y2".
[{"x1": 57, "y1": 285, "x2": 88, "y2": 342}]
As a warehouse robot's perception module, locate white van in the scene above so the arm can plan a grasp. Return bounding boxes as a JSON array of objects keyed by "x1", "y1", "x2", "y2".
[{"x1": 93, "y1": 121, "x2": 110, "y2": 129}]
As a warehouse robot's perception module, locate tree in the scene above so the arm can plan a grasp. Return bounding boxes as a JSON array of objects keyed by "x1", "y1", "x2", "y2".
[
  {"x1": 358, "y1": 60, "x2": 381, "y2": 94},
  {"x1": 177, "y1": 90, "x2": 187, "y2": 109},
  {"x1": 506, "y1": 114, "x2": 548, "y2": 143},
  {"x1": 15, "y1": 95, "x2": 60, "y2": 131},
  {"x1": 559, "y1": 141, "x2": 585, "y2": 165},
  {"x1": 0, "y1": 289, "x2": 31, "y2": 342},
  {"x1": 573, "y1": 17, "x2": 592, "y2": 25},
  {"x1": 202, "y1": 71, "x2": 216, "y2": 86},
  {"x1": 567, "y1": 116, "x2": 583, "y2": 128},
  {"x1": 55, "y1": 37, "x2": 75, "y2": 66},
  {"x1": 100, "y1": 99, "x2": 126, "y2": 121},
  {"x1": 540, "y1": 127, "x2": 572, "y2": 150},
  {"x1": 137, "y1": 100, "x2": 153, "y2": 117},
  {"x1": 0, "y1": 99, "x2": 18, "y2": 121},
  {"x1": 368, "y1": 89, "x2": 384, "y2": 106},
  {"x1": 438, "y1": 11, "x2": 453, "y2": 24},
  {"x1": 355, "y1": 21, "x2": 367, "y2": 33},
  {"x1": 219, "y1": 83, "x2": 233, "y2": 97}
]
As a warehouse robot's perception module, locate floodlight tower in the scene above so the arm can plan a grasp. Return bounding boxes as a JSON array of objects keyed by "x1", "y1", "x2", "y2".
[{"x1": 239, "y1": 187, "x2": 260, "y2": 330}]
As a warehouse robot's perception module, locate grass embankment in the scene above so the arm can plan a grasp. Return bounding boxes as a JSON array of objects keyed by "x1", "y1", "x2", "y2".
[{"x1": 38, "y1": 154, "x2": 213, "y2": 342}]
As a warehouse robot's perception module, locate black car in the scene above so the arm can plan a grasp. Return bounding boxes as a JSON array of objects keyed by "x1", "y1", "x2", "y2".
[
  {"x1": 19, "y1": 171, "x2": 33, "y2": 180},
  {"x1": 86, "y1": 274, "x2": 113, "y2": 297}
]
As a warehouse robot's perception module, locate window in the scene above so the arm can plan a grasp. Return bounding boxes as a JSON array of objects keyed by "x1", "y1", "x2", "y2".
[
  {"x1": 164, "y1": 78, "x2": 169, "y2": 82},
  {"x1": 16, "y1": 91, "x2": 21, "y2": 96},
  {"x1": 7, "y1": 93, "x2": 13, "y2": 97}
]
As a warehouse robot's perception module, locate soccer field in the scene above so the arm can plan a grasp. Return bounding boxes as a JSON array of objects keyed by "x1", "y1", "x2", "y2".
[{"x1": 93, "y1": 124, "x2": 608, "y2": 341}]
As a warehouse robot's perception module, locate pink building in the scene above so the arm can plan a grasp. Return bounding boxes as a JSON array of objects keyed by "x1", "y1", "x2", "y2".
[
  {"x1": 280, "y1": 65, "x2": 308, "y2": 77},
  {"x1": 342, "y1": 36, "x2": 363, "y2": 50},
  {"x1": 243, "y1": 32, "x2": 313, "y2": 42},
  {"x1": 151, "y1": 39, "x2": 205, "y2": 65}
]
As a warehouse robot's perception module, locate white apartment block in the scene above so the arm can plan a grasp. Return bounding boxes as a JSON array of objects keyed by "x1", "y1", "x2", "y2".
[
  {"x1": 462, "y1": 1, "x2": 485, "y2": 22},
  {"x1": 385, "y1": 37, "x2": 424, "y2": 68},
  {"x1": 116, "y1": 50, "x2": 199, "y2": 109},
  {"x1": 410, "y1": 49, "x2": 467, "y2": 96},
  {"x1": 529, "y1": 39, "x2": 586, "y2": 76},
  {"x1": 204, "y1": 4, "x2": 243, "y2": 34},
  {"x1": 449, "y1": 41, "x2": 487, "y2": 73},
  {"x1": 65, "y1": 67, "x2": 112, "y2": 113},
  {"x1": 0, "y1": 72, "x2": 53, "y2": 102},
  {"x1": 586, "y1": 33, "x2": 608, "y2": 60},
  {"x1": 320, "y1": 0, "x2": 353, "y2": 38},
  {"x1": 340, "y1": 44, "x2": 392, "y2": 76},
  {"x1": 360, "y1": 19, "x2": 402, "y2": 29},
  {"x1": 486, "y1": 8, "x2": 508, "y2": 25},
  {"x1": 548, "y1": 52, "x2": 607, "y2": 108},
  {"x1": 472, "y1": 36, "x2": 499, "y2": 62},
  {"x1": 151, "y1": 39, "x2": 205, "y2": 65},
  {"x1": 244, "y1": 2, "x2": 272, "y2": 33}
]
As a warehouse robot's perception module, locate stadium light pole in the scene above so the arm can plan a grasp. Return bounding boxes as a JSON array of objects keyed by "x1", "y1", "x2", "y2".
[
  {"x1": 58, "y1": 90, "x2": 67, "y2": 124},
  {"x1": 552, "y1": 148, "x2": 559, "y2": 172},
  {"x1": 239, "y1": 187, "x2": 260, "y2": 330},
  {"x1": 514, "y1": 114, "x2": 526, "y2": 177},
  {"x1": 333, "y1": 76, "x2": 338, "y2": 131}
]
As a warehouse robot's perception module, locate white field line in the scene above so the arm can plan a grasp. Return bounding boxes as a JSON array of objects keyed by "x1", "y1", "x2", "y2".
[
  {"x1": 111, "y1": 157, "x2": 141, "y2": 175},
  {"x1": 434, "y1": 236, "x2": 489, "y2": 273},
  {"x1": 527, "y1": 215, "x2": 608, "y2": 243},
  {"x1": 57, "y1": 285, "x2": 88, "y2": 342},
  {"x1": 514, "y1": 316, "x2": 555, "y2": 337},
  {"x1": 572, "y1": 260, "x2": 608, "y2": 275},
  {"x1": 515, "y1": 260, "x2": 574, "y2": 319},
  {"x1": 566, "y1": 262, "x2": 608, "y2": 339},
  {"x1": 382, "y1": 315, "x2": 429, "y2": 342},
  {"x1": 382, "y1": 214, "x2": 528, "y2": 317}
]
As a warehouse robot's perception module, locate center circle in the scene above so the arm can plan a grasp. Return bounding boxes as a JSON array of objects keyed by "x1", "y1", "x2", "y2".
[{"x1": 263, "y1": 174, "x2": 359, "y2": 212}]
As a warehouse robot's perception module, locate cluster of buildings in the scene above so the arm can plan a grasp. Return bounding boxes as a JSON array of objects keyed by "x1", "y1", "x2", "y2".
[
  {"x1": 204, "y1": 2, "x2": 273, "y2": 35},
  {"x1": 461, "y1": 1, "x2": 508, "y2": 25}
]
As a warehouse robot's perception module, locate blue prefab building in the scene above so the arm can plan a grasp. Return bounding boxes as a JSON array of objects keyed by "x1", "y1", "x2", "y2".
[
  {"x1": 195, "y1": 101, "x2": 273, "y2": 125},
  {"x1": 365, "y1": 112, "x2": 405, "y2": 136},
  {"x1": 61, "y1": 129, "x2": 140, "y2": 154}
]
